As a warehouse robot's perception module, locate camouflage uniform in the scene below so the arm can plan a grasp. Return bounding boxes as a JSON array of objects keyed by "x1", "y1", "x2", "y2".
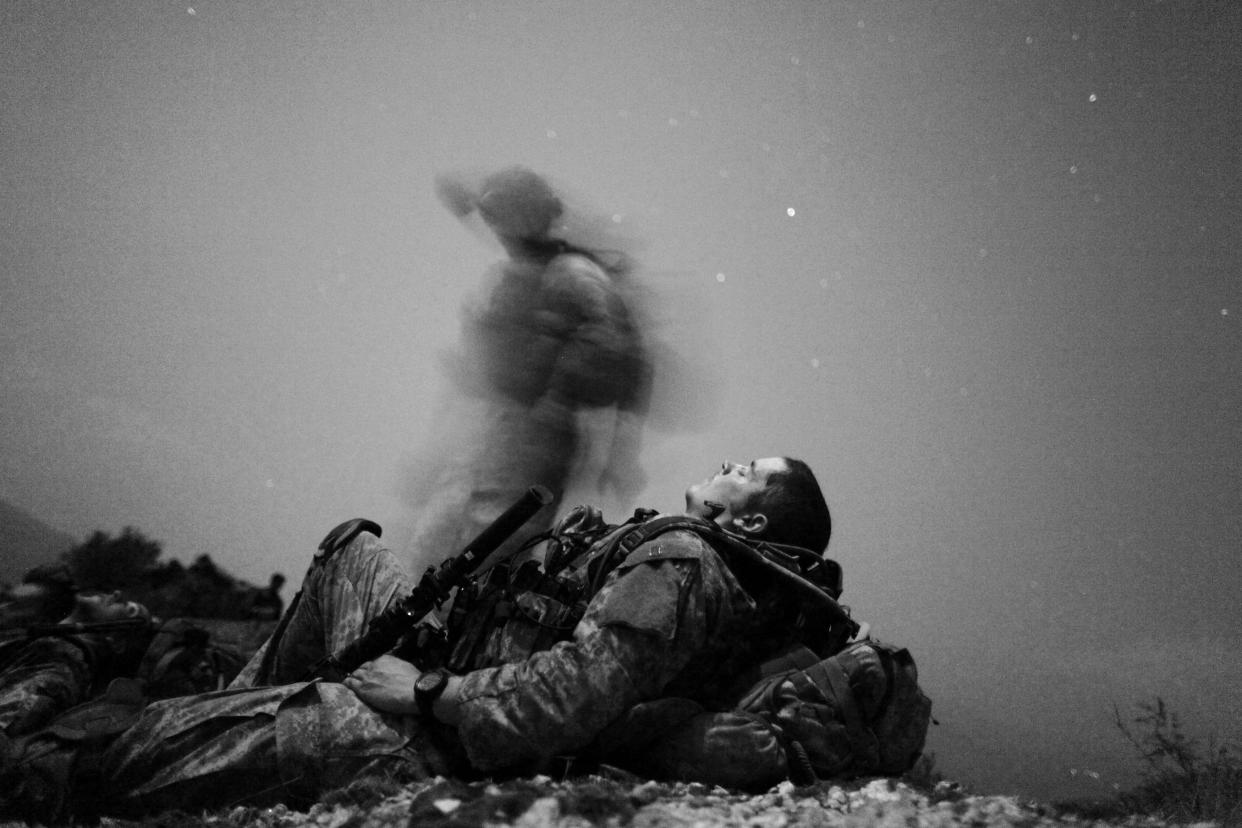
[
  {"x1": 0, "y1": 608, "x2": 165, "y2": 736},
  {"x1": 3, "y1": 518, "x2": 796, "y2": 819},
  {"x1": 449, "y1": 522, "x2": 781, "y2": 773},
  {"x1": 0, "y1": 622, "x2": 160, "y2": 820},
  {"x1": 94, "y1": 531, "x2": 439, "y2": 816},
  {"x1": 0, "y1": 637, "x2": 97, "y2": 738}
]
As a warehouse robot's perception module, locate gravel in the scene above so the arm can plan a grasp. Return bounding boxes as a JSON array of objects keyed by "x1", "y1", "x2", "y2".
[{"x1": 135, "y1": 775, "x2": 1218, "y2": 828}]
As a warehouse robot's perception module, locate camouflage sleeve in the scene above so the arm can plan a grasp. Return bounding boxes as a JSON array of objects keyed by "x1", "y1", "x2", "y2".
[
  {"x1": 0, "y1": 637, "x2": 96, "y2": 736},
  {"x1": 452, "y1": 533, "x2": 726, "y2": 772}
]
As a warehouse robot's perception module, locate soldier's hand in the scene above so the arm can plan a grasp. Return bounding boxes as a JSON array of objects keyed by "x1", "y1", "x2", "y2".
[
  {"x1": 342, "y1": 654, "x2": 420, "y2": 715},
  {"x1": 434, "y1": 173, "x2": 477, "y2": 217}
]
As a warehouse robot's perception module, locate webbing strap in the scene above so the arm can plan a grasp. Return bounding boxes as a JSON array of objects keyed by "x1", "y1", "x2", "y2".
[
  {"x1": 803, "y1": 657, "x2": 871, "y2": 772},
  {"x1": 760, "y1": 644, "x2": 819, "y2": 677},
  {"x1": 874, "y1": 646, "x2": 897, "y2": 720},
  {"x1": 509, "y1": 561, "x2": 580, "y2": 605},
  {"x1": 149, "y1": 646, "x2": 185, "y2": 687}
]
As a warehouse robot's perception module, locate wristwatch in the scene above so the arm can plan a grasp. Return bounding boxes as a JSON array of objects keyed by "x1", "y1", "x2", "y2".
[{"x1": 414, "y1": 670, "x2": 449, "y2": 718}]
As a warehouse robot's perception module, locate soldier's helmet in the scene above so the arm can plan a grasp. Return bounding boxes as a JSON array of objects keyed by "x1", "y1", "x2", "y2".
[{"x1": 477, "y1": 166, "x2": 563, "y2": 241}]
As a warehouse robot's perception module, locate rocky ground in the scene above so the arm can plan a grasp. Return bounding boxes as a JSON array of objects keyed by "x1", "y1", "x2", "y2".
[
  {"x1": 3, "y1": 622, "x2": 1214, "y2": 827},
  {"x1": 80, "y1": 775, "x2": 1219, "y2": 828}
]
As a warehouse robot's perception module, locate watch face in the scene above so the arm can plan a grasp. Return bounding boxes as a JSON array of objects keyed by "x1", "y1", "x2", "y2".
[
  {"x1": 416, "y1": 671, "x2": 445, "y2": 694},
  {"x1": 415, "y1": 670, "x2": 447, "y2": 717}
]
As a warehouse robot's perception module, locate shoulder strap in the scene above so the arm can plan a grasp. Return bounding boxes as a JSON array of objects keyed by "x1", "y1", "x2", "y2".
[
  {"x1": 584, "y1": 515, "x2": 707, "y2": 594},
  {"x1": 616, "y1": 515, "x2": 704, "y2": 555},
  {"x1": 550, "y1": 513, "x2": 858, "y2": 644},
  {"x1": 609, "y1": 517, "x2": 859, "y2": 639},
  {"x1": 798, "y1": 658, "x2": 873, "y2": 774}
]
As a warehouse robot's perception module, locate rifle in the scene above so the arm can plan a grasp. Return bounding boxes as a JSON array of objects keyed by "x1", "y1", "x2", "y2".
[
  {"x1": 0, "y1": 617, "x2": 154, "y2": 643},
  {"x1": 307, "y1": 484, "x2": 553, "y2": 681}
]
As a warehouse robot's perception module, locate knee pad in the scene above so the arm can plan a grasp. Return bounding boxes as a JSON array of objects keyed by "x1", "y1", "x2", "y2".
[{"x1": 316, "y1": 519, "x2": 383, "y2": 564}]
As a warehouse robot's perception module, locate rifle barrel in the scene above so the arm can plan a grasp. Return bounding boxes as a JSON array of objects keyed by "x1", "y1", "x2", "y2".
[
  {"x1": 311, "y1": 484, "x2": 553, "y2": 680},
  {"x1": 459, "y1": 484, "x2": 554, "y2": 564},
  {"x1": 2, "y1": 618, "x2": 153, "y2": 640}
]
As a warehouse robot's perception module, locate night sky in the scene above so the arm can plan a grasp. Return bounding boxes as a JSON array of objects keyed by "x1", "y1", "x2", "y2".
[{"x1": 2, "y1": 1, "x2": 1239, "y2": 802}]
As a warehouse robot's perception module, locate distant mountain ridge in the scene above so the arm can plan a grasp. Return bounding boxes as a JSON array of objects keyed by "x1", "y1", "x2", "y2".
[{"x1": 0, "y1": 498, "x2": 79, "y2": 585}]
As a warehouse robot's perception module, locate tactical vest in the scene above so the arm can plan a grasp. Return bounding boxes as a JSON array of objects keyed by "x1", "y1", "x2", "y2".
[{"x1": 438, "y1": 512, "x2": 856, "y2": 675}]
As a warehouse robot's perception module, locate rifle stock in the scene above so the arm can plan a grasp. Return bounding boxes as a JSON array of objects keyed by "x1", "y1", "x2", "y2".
[{"x1": 309, "y1": 484, "x2": 553, "y2": 680}]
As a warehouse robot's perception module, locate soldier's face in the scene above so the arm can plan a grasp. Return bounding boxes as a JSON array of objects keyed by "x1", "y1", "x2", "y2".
[
  {"x1": 685, "y1": 457, "x2": 787, "y2": 523},
  {"x1": 73, "y1": 591, "x2": 149, "y2": 624}
]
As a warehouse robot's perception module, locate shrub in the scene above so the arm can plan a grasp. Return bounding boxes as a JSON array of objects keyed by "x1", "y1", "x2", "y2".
[
  {"x1": 63, "y1": 527, "x2": 161, "y2": 593},
  {"x1": 1107, "y1": 697, "x2": 1242, "y2": 824}
]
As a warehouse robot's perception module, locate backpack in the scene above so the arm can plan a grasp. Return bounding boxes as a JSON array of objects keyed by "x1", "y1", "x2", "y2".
[
  {"x1": 738, "y1": 639, "x2": 933, "y2": 781},
  {"x1": 595, "y1": 637, "x2": 932, "y2": 790},
  {"x1": 135, "y1": 618, "x2": 247, "y2": 698}
]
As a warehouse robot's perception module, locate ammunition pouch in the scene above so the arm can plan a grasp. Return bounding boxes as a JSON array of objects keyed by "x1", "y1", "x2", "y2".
[{"x1": 443, "y1": 560, "x2": 591, "y2": 672}]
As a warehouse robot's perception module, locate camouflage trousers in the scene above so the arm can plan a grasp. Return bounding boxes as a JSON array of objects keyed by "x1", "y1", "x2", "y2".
[{"x1": 5, "y1": 531, "x2": 454, "y2": 819}]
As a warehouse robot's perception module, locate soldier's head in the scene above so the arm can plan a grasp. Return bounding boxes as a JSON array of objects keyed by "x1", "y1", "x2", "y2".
[
  {"x1": 66, "y1": 590, "x2": 152, "y2": 625},
  {"x1": 477, "y1": 166, "x2": 563, "y2": 244},
  {"x1": 685, "y1": 456, "x2": 832, "y2": 553}
]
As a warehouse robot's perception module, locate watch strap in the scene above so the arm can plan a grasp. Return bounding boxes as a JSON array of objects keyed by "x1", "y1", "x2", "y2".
[{"x1": 414, "y1": 670, "x2": 448, "y2": 718}]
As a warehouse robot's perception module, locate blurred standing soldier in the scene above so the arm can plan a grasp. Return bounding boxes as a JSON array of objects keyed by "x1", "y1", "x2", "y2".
[{"x1": 405, "y1": 166, "x2": 651, "y2": 569}]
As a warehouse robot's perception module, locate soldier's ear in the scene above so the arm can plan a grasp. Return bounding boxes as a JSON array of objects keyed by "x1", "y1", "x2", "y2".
[{"x1": 730, "y1": 512, "x2": 768, "y2": 538}]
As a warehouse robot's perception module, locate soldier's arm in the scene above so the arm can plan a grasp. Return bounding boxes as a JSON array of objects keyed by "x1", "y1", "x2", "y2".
[
  {"x1": 435, "y1": 536, "x2": 728, "y2": 772},
  {"x1": 0, "y1": 636, "x2": 97, "y2": 735}
]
